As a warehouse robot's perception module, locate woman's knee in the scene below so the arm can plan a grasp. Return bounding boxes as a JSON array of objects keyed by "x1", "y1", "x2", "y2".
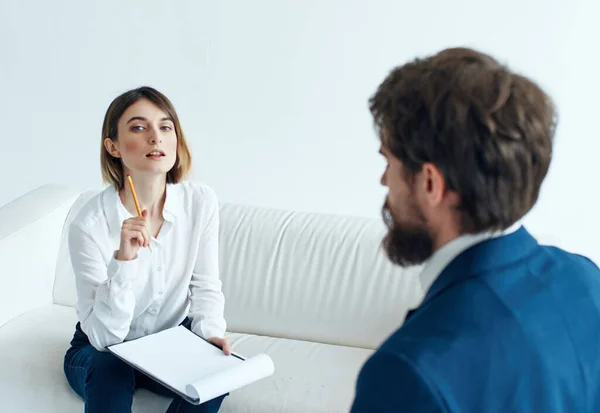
[
  {"x1": 64, "y1": 346, "x2": 135, "y2": 405},
  {"x1": 87, "y1": 351, "x2": 135, "y2": 384},
  {"x1": 83, "y1": 351, "x2": 136, "y2": 412}
]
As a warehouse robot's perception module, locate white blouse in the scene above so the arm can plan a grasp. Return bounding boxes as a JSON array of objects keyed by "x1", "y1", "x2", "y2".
[{"x1": 68, "y1": 181, "x2": 226, "y2": 351}]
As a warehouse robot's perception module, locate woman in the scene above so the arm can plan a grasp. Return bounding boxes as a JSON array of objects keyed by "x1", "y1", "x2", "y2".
[{"x1": 64, "y1": 86, "x2": 229, "y2": 413}]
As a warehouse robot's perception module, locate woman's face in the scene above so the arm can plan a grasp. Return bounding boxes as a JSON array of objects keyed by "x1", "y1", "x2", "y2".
[{"x1": 104, "y1": 98, "x2": 178, "y2": 177}]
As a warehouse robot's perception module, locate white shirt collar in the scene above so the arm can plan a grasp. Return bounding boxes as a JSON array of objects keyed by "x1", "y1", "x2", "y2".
[
  {"x1": 103, "y1": 183, "x2": 180, "y2": 238},
  {"x1": 418, "y1": 222, "x2": 522, "y2": 297}
]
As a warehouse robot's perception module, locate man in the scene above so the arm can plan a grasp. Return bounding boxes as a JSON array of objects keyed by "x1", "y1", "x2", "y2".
[{"x1": 350, "y1": 47, "x2": 600, "y2": 412}]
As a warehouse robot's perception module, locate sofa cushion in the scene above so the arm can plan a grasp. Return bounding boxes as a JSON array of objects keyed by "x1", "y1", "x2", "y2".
[
  {"x1": 222, "y1": 329, "x2": 373, "y2": 412},
  {"x1": 0, "y1": 304, "x2": 372, "y2": 412},
  {"x1": 217, "y1": 203, "x2": 424, "y2": 349}
]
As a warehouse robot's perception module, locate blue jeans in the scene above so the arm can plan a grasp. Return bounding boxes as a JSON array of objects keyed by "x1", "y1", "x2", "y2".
[{"x1": 64, "y1": 319, "x2": 227, "y2": 413}]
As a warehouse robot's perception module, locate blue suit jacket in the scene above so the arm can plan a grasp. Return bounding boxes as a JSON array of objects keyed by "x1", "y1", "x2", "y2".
[{"x1": 351, "y1": 227, "x2": 600, "y2": 412}]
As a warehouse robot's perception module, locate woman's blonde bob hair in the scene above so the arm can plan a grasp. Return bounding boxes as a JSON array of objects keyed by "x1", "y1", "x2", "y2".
[{"x1": 100, "y1": 86, "x2": 192, "y2": 190}]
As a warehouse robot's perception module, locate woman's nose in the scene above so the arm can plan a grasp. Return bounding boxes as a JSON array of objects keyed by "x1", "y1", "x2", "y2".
[{"x1": 147, "y1": 128, "x2": 158, "y2": 144}]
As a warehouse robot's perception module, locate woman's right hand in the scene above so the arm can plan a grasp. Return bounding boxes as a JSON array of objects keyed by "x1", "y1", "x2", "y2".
[{"x1": 116, "y1": 210, "x2": 150, "y2": 261}]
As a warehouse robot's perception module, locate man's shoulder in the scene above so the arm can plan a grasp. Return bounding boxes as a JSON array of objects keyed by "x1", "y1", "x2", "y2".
[
  {"x1": 518, "y1": 244, "x2": 600, "y2": 306},
  {"x1": 536, "y1": 244, "x2": 600, "y2": 275},
  {"x1": 388, "y1": 242, "x2": 600, "y2": 377}
]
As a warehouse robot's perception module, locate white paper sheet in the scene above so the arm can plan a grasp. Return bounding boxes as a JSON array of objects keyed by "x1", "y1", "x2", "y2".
[
  {"x1": 108, "y1": 326, "x2": 274, "y2": 403},
  {"x1": 186, "y1": 353, "x2": 275, "y2": 402}
]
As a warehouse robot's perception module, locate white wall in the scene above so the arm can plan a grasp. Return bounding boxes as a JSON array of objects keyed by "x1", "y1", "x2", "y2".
[{"x1": 1, "y1": 0, "x2": 598, "y2": 264}]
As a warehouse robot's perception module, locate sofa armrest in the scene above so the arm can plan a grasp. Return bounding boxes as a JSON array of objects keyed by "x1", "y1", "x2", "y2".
[{"x1": 0, "y1": 185, "x2": 82, "y2": 327}]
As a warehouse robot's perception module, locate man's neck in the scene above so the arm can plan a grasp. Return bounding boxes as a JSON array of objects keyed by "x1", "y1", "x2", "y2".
[{"x1": 431, "y1": 220, "x2": 462, "y2": 252}]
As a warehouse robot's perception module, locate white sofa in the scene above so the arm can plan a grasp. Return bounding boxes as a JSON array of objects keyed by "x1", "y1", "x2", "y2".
[{"x1": 0, "y1": 184, "x2": 425, "y2": 412}]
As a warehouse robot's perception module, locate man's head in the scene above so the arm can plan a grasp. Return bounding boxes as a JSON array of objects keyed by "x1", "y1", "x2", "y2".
[{"x1": 372, "y1": 47, "x2": 556, "y2": 266}]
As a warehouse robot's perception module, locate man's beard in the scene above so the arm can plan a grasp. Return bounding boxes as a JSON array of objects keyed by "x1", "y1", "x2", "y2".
[{"x1": 381, "y1": 199, "x2": 434, "y2": 267}]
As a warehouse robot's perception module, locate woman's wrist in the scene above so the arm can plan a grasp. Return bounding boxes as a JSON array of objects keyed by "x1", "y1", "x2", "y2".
[{"x1": 115, "y1": 250, "x2": 136, "y2": 261}]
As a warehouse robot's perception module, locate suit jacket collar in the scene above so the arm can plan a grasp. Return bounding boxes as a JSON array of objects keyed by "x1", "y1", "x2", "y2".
[
  {"x1": 418, "y1": 223, "x2": 520, "y2": 295},
  {"x1": 420, "y1": 226, "x2": 539, "y2": 308}
]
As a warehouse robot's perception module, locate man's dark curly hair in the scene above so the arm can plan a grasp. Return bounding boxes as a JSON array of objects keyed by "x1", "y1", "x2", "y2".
[{"x1": 370, "y1": 47, "x2": 556, "y2": 233}]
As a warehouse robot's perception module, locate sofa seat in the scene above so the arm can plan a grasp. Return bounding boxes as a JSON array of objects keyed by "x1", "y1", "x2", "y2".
[{"x1": 0, "y1": 305, "x2": 373, "y2": 412}]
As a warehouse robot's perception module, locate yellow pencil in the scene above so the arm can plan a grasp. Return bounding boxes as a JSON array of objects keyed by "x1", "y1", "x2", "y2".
[{"x1": 126, "y1": 174, "x2": 151, "y2": 250}]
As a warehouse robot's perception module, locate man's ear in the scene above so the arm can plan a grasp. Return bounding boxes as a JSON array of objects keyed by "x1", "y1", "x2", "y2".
[
  {"x1": 103, "y1": 137, "x2": 121, "y2": 158},
  {"x1": 421, "y1": 162, "x2": 447, "y2": 207},
  {"x1": 421, "y1": 162, "x2": 461, "y2": 208}
]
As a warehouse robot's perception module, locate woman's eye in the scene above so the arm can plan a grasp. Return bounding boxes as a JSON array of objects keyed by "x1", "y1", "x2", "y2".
[
  {"x1": 132, "y1": 125, "x2": 145, "y2": 131},
  {"x1": 161, "y1": 125, "x2": 172, "y2": 131}
]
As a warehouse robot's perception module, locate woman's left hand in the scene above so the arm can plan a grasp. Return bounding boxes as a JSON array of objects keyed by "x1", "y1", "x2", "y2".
[{"x1": 207, "y1": 337, "x2": 232, "y2": 355}]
